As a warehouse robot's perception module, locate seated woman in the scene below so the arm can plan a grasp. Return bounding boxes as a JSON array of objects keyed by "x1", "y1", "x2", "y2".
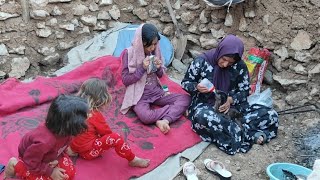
[
  {"x1": 120, "y1": 23, "x2": 191, "y2": 134},
  {"x1": 181, "y1": 35, "x2": 279, "y2": 155}
]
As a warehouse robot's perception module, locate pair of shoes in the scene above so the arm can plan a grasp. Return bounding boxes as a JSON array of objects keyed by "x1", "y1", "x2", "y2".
[
  {"x1": 253, "y1": 131, "x2": 267, "y2": 145},
  {"x1": 183, "y1": 162, "x2": 198, "y2": 180},
  {"x1": 204, "y1": 159, "x2": 232, "y2": 180}
]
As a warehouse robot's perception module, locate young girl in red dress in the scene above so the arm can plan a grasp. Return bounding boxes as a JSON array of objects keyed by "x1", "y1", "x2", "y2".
[
  {"x1": 4, "y1": 95, "x2": 89, "y2": 180},
  {"x1": 67, "y1": 78, "x2": 150, "y2": 168}
]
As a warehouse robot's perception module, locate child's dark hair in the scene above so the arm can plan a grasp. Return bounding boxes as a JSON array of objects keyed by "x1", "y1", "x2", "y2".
[
  {"x1": 78, "y1": 78, "x2": 112, "y2": 110},
  {"x1": 142, "y1": 23, "x2": 161, "y2": 47},
  {"x1": 46, "y1": 95, "x2": 88, "y2": 136}
]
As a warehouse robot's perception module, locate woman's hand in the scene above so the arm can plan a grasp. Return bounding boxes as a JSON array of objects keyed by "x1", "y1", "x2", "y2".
[
  {"x1": 154, "y1": 57, "x2": 162, "y2": 69},
  {"x1": 50, "y1": 167, "x2": 67, "y2": 180},
  {"x1": 142, "y1": 57, "x2": 150, "y2": 70},
  {"x1": 196, "y1": 84, "x2": 210, "y2": 93},
  {"x1": 219, "y1": 96, "x2": 233, "y2": 113}
]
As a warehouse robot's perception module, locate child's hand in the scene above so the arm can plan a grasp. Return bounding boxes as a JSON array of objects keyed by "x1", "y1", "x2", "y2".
[
  {"x1": 48, "y1": 160, "x2": 58, "y2": 168},
  {"x1": 154, "y1": 57, "x2": 162, "y2": 69},
  {"x1": 50, "y1": 167, "x2": 67, "y2": 180},
  {"x1": 142, "y1": 57, "x2": 150, "y2": 70}
]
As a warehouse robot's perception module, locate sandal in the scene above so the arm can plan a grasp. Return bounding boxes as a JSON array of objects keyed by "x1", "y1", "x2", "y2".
[
  {"x1": 183, "y1": 162, "x2": 198, "y2": 180},
  {"x1": 204, "y1": 159, "x2": 232, "y2": 180},
  {"x1": 253, "y1": 131, "x2": 267, "y2": 145}
]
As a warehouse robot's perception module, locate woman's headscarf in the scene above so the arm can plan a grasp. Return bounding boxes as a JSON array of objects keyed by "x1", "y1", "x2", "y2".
[{"x1": 199, "y1": 34, "x2": 244, "y2": 92}]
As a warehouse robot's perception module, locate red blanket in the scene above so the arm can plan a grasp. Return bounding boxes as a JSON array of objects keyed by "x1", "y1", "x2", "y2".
[{"x1": 0, "y1": 56, "x2": 200, "y2": 180}]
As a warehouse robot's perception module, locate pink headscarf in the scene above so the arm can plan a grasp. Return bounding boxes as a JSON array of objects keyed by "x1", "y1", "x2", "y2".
[{"x1": 121, "y1": 24, "x2": 163, "y2": 114}]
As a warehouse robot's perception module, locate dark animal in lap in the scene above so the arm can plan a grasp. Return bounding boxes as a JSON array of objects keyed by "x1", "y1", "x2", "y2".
[{"x1": 213, "y1": 90, "x2": 243, "y2": 128}]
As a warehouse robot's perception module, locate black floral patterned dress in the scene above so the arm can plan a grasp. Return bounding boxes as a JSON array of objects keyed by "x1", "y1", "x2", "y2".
[{"x1": 181, "y1": 57, "x2": 279, "y2": 155}]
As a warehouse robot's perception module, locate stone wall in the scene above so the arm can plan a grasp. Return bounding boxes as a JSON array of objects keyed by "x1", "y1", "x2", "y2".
[{"x1": 0, "y1": 0, "x2": 319, "y2": 103}]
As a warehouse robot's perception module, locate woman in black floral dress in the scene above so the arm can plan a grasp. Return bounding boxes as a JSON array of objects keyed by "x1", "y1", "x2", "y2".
[{"x1": 181, "y1": 35, "x2": 279, "y2": 155}]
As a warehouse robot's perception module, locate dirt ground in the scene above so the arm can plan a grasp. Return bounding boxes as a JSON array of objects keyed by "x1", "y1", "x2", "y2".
[{"x1": 166, "y1": 67, "x2": 320, "y2": 180}]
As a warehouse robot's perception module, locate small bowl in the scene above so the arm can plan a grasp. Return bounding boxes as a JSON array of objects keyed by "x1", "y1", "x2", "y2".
[{"x1": 266, "y1": 162, "x2": 312, "y2": 180}]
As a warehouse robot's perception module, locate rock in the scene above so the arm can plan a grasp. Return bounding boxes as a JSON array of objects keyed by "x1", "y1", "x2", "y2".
[
  {"x1": 57, "y1": 41, "x2": 75, "y2": 50},
  {"x1": 285, "y1": 90, "x2": 309, "y2": 106},
  {"x1": 290, "y1": 64, "x2": 307, "y2": 75},
  {"x1": 133, "y1": 8, "x2": 148, "y2": 20},
  {"x1": 0, "y1": 43, "x2": 9, "y2": 55},
  {"x1": 48, "y1": 0, "x2": 71, "y2": 2},
  {"x1": 30, "y1": 10, "x2": 49, "y2": 20},
  {"x1": 0, "y1": 70, "x2": 5, "y2": 77},
  {"x1": 224, "y1": 13, "x2": 233, "y2": 27},
  {"x1": 162, "y1": 24, "x2": 174, "y2": 36},
  {"x1": 200, "y1": 34, "x2": 218, "y2": 49},
  {"x1": 0, "y1": 12, "x2": 19, "y2": 21},
  {"x1": 188, "y1": 23, "x2": 198, "y2": 34},
  {"x1": 308, "y1": 63, "x2": 320, "y2": 75},
  {"x1": 182, "y1": 58, "x2": 193, "y2": 65},
  {"x1": 199, "y1": 24, "x2": 210, "y2": 32},
  {"x1": 0, "y1": 0, "x2": 5, "y2": 5},
  {"x1": 94, "y1": 21, "x2": 107, "y2": 31},
  {"x1": 149, "y1": 9, "x2": 160, "y2": 18},
  {"x1": 9, "y1": 57, "x2": 30, "y2": 78},
  {"x1": 97, "y1": 11, "x2": 111, "y2": 20},
  {"x1": 79, "y1": 26, "x2": 90, "y2": 34},
  {"x1": 181, "y1": 12, "x2": 196, "y2": 25},
  {"x1": 8, "y1": 46, "x2": 25, "y2": 55},
  {"x1": 73, "y1": 4, "x2": 88, "y2": 16},
  {"x1": 294, "y1": 51, "x2": 312, "y2": 63},
  {"x1": 37, "y1": 22, "x2": 46, "y2": 29},
  {"x1": 182, "y1": 2, "x2": 200, "y2": 10},
  {"x1": 59, "y1": 23, "x2": 75, "y2": 31},
  {"x1": 210, "y1": 29, "x2": 225, "y2": 39},
  {"x1": 199, "y1": 10, "x2": 209, "y2": 24},
  {"x1": 89, "y1": 2, "x2": 99, "y2": 11},
  {"x1": 186, "y1": 35, "x2": 200, "y2": 46},
  {"x1": 46, "y1": 18, "x2": 58, "y2": 26},
  {"x1": 121, "y1": 4, "x2": 134, "y2": 13},
  {"x1": 172, "y1": 59, "x2": 187, "y2": 74},
  {"x1": 273, "y1": 99, "x2": 287, "y2": 111},
  {"x1": 55, "y1": 31, "x2": 65, "y2": 39},
  {"x1": 244, "y1": 10, "x2": 255, "y2": 18},
  {"x1": 36, "y1": 27, "x2": 52, "y2": 37},
  {"x1": 310, "y1": 87, "x2": 319, "y2": 96},
  {"x1": 290, "y1": 30, "x2": 313, "y2": 51},
  {"x1": 189, "y1": 49, "x2": 201, "y2": 58},
  {"x1": 80, "y1": 15, "x2": 97, "y2": 26},
  {"x1": 40, "y1": 53, "x2": 60, "y2": 66},
  {"x1": 301, "y1": 118, "x2": 320, "y2": 128},
  {"x1": 37, "y1": 46, "x2": 56, "y2": 56},
  {"x1": 239, "y1": 17, "x2": 247, "y2": 32},
  {"x1": 138, "y1": 0, "x2": 148, "y2": 7},
  {"x1": 310, "y1": 0, "x2": 320, "y2": 7},
  {"x1": 274, "y1": 46, "x2": 288, "y2": 60},
  {"x1": 172, "y1": 0, "x2": 181, "y2": 10},
  {"x1": 30, "y1": 0, "x2": 48, "y2": 7},
  {"x1": 273, "y1": 74, "x2": 308, "y2": 86},
  {"x1": 263, "y1": 14, "x2": 271, "y2": 25},
  {"x1": 51, "y1": 6, "x2": 62, "y2": 16},
  {"x1": 99, "y1": 0, "x2": 112, "y2": 6},
  {"x1": 109, "y1": 5, "x2": 120, "y2": 20}
]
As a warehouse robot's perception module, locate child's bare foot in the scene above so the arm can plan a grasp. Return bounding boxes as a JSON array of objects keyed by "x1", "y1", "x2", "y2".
[
  {"x1": 4, "y1": 157, "x2": 18, "y2": 179},
  {"x1": 66, "y1": 146, "x2": 78, "y2": 157},
  {"x1": 129, "y1": 156, "x2": 150, "y2": 168},
  {"x1": 156, "y1": 120, "x2": 170, "y2": 134}
]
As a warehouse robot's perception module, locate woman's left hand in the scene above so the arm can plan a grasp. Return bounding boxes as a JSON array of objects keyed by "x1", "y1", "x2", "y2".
[
  {"x1": 219, "y1": 96, "x2": 233, "y2": 113},
  {"x1": 154, "y1": 57, "x2": 162, "y2": 69}
]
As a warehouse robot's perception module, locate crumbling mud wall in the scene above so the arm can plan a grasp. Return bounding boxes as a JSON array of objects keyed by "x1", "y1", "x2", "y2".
[{"x1": 0, "y1": 0, "x2": 319, "y2": 103}]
